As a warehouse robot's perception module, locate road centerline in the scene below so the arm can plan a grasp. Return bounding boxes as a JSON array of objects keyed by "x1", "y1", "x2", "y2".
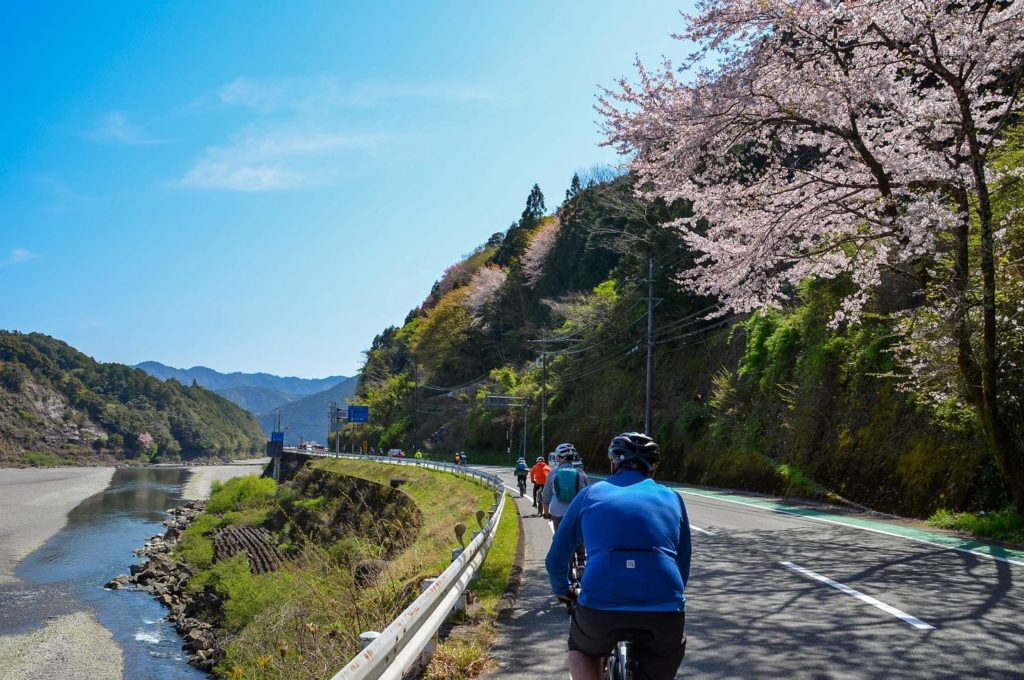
[{"x1": 780, "y1": 561, "x2": 935, "y2": 631}]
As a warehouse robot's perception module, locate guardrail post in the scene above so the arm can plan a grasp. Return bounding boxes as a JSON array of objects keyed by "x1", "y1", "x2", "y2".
[
  {"x1": 359, "y1": 631, "x2": 380, "y2": 650},
  {"x1": 449, "y1": 549, "x2": 468, "y2": 611},
  {"x1": 420, "y1": 578, "x2": 439, "y2": 665}
]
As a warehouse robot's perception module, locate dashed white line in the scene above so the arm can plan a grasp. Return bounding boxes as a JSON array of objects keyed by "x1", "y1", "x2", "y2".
[
  {"x1": 677, "y1": 488, "x2": 1024, "y2": 568},
  {"x1": 692, "y1": 526, "x2": 716, "y2": 536},
  {"x1": 780, "y1": 561, "x2": 935, "y2": 630}
]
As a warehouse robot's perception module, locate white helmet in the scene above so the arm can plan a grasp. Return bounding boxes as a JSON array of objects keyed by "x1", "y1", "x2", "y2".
[{"x1": 554, "y1": 442, "x2": 577, "y2": 460}]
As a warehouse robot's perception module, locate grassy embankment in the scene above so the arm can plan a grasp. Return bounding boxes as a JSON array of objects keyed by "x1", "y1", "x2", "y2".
[
  {"x1": 423, "y1": 486, "x2": 518, "y2": 680},
  {"x1": 175, "y1": 458, "x2": 517, "y2": 680}
]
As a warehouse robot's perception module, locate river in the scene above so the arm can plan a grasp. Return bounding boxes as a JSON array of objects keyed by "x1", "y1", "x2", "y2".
[{"x1": 0, "y1": 468, "x2": 209, "y2": 679}]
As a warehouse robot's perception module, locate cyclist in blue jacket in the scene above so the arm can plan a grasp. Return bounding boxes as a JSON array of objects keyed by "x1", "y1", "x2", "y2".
[{"x1": 545, "y1": 432, "x2": 691, "y2": 680}]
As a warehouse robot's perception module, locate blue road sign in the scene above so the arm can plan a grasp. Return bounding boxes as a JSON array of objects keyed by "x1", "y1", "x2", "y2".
[
  {"x1": 348, "y1": 405, "x2": 370, "y2": 423},
  {"x1": 271, "y1": 432, "x2": 284, "y2": 443}
]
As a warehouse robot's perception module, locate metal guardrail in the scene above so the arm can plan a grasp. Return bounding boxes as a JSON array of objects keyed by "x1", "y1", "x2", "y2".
[{"x1": 288, "y1": 450, "x2": 508, "y2": 680}]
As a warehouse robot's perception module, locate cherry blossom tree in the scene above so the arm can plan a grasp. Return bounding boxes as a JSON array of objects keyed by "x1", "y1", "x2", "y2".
[
  {"x1": 599, "y1": 1, "x2": 1024, "y2": 507},
  {"x1": 464, "y1": 264, "x2": 508, "y2": 324},
  {"x1": 521, "y1": 218, "x2": 563, "y2": 288}
]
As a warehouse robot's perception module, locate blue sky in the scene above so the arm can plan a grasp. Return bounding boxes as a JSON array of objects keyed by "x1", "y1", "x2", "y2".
[{"x1": 1, "y1": 1, "x2": 693, "y2": 377}]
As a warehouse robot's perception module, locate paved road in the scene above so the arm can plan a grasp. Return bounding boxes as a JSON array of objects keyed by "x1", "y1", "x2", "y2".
[{"x1": 479, "y1": 465, "x2": 1024, "y2": 679}]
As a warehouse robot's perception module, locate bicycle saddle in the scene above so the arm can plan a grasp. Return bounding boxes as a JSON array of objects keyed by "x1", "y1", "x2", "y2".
[{"x1": 608, "y1": 629, "x2": 655, "y2": 643}]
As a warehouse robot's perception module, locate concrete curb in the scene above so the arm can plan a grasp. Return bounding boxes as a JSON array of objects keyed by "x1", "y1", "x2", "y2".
[{"x1": 495, "y1": 496, "x2": 526, "y2": 622}]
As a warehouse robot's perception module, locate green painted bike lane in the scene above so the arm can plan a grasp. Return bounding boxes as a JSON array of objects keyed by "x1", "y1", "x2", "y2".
[{"x1": 668, "y1": 482, "x2": 1024, "y2": 566}]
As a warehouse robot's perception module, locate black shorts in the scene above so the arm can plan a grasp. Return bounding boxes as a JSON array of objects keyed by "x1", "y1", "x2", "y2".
[{"x1": 568, "y1": 604, "x2": 686, "y2": 680}]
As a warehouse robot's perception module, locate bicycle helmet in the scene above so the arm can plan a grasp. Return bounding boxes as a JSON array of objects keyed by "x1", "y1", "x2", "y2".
[
  {"x1": 536, "y1": 456, "x2": 545, "y2": 463},
  {"x1": 554, "y1": 442, "x2": 577, "y2": 461},
  {"x1": 607, "y1": 432, "x2": 661, "y2": 471}
]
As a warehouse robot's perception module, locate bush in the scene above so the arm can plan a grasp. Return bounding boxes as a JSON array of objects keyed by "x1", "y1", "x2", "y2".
[
  {"x1": 177, "y1": 513, "x2": 220, "y2": 570},
  {"x1": 0, "y1": 362, "x2": 29, "y2": 392},
  {"x1": 205, "y1": 554, "x2": 295, "y2": 632},
  {"x1": 928, "y1": 507, "x2": 1024, "y2": 544},
  {"x1": 206, "y1": 476, "x2": 277, "y2": 514},
  {"x1": 21, "y1": 451, "x2": 72, "y2": 467}
]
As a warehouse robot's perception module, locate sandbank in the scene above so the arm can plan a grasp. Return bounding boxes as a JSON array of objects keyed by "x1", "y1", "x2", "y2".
[{"x1": 0, "y1": 467, "x2": 115, "y2": 585}]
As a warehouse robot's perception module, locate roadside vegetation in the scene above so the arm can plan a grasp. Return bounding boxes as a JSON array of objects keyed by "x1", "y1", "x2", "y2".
[
  {"x1": 928, "y1": 507, "x2": 1024, "y2": 545},
  {"x1": 172, "y1": 459, "x2": 514, "y2": 679},
  {"x1": 422, "y1": 488, "x2": 518, "y2": 680}
]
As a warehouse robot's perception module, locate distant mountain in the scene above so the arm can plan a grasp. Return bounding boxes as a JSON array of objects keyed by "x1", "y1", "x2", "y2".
[
  {"x1": 0, "y1": 332, "x2": 264, "y2": 465},
  {"x1": 136, "y1": 361, "x2": 346, "y2": 396},
  {"x1": 135, "y1": 362, "x2": 349, "y2": 419},
  {"x1": 212, "y1": 385, "x2": 303, "y2": 414},
  {"x1": 258, "y1": 376, "x2": 359, "y2": 445}
]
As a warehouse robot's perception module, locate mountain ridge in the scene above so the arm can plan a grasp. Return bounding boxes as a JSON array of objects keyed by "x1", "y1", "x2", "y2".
[{"x1": 135, "y1": 361, "x2": 346, "y2": 396}]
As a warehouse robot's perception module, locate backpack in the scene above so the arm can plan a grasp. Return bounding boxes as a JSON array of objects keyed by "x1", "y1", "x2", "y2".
[
  {"x1": 554, "y1": 467, "x2": 580, "y2": 503},
  {"x1": 516, "y1": 461, "x2": 527, "y2": 473}
]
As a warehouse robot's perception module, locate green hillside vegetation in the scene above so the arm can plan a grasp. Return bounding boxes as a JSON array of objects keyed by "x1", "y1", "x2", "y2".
[
  {"x1": 344, "y1": 140, "x2": 1024, "y2": 521},
  {"x1": 175, "y1": 460, "x2": 511, "y2": 679},
  {"x1": 0, "y1": 331, "x2": 265, "y2": 464}
]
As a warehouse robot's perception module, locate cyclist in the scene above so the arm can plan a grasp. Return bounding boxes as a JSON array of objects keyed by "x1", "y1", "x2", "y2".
[
  {"x1": 514, "y1": 456, "x2": 529, "y2": 496},
  {"x1": 545, "y1": 433, "x2": 691, "y2": 680},
  {"x1": 529, "y1": 456, "x2": 550, "y2": 509},
  {"x1": 542, "y1": 443, "x2": 590, "y2": 532}
]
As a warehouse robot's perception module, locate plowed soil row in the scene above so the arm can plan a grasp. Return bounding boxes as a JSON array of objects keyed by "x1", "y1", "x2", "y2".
[{"x1": 212, "y1": 526, "x2": 285, "y2": 574}]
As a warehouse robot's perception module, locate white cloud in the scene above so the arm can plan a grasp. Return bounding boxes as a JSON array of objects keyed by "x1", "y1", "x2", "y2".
[
  {"x1": 88, "y1": 112, "x2": 162, "y2": 145},
  {"x1": 217, "y1": 76, "x2": 501, "y2": 113},
  {"x1": 1, "y1": 248, "x2": 39, "y2": 267},
  {"x1": 178, "y1": 124, "x2": 384, "y2": 191},
  {"x1": 178, "y1": 74, "x2": 493, "y2": 192}
]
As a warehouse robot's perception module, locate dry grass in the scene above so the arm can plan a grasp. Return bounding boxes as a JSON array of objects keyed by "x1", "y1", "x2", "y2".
[{"x1": 424, "y1": 623, "x2": 498, "y2": 680}]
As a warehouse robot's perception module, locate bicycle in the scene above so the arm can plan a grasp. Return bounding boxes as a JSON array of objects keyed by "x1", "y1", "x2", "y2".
[
  {"x1": 516, "y1": 475, "x2": 528, "y2": 497},
  {"x1": 604, "y1": 631, "x2": 651, "y2": 680},
  {"x1": 558, "y1": 553, "x2": 584, "y2": 613}
]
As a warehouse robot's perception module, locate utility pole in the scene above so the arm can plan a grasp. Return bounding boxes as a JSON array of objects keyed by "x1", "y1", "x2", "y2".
[
  {"x1": 328, "y1": 401, "x2": 335, "y2": 452},
  {"x1": 540, "y1": 346, "x2": 547, "y2": 456},
  {"x1": 645, "y1": 252, "x2": 655, "y2": 436},
  {"x1": 410, "y1": 362, "x2": 418, "y2": 455},
  {"x1": 522, "y1": 401, "x2": 528, "y2": 459}
]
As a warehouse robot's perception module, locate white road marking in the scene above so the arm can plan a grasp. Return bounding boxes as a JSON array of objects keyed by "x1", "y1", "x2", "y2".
[
  {"x1": 548, "y1": 520, "x2": 555, "y2": 535},
  {"x1": 692, "y1": 526, "x2": 716, "y2": 536},
  {"x1": 678, "y1": 489, "x2": 1024, "y2": 568},
  {"x1": 780, "y1": 561, "x2": 935, "y2": 630}
]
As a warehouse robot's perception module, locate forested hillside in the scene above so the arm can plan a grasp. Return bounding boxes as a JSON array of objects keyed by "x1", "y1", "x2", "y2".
[
  {"x1": 0, "y1": 332, "x2": 265, "y2": 465},
  {"x1": 344, "y1": 126, "x2": 1022, "y2": 519}
]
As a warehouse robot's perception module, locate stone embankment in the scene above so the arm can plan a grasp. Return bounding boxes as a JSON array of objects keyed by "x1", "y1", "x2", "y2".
[{"x1": 104, "y1": 501, "x2": 221, "y2": 671}]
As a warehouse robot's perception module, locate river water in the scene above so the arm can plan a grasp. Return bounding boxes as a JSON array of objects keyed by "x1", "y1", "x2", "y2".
[{"x1": 0, "y1": 467, "x2": 207, "y2": 679}]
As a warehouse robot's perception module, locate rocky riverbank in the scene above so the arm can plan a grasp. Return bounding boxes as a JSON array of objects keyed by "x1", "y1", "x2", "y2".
[{"x1": 106, "y1": 501, "x2": 222, "y2": 672}]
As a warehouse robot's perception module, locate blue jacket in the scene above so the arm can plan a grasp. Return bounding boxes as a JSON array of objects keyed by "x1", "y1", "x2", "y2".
[{"x1": 545, "y1": 469, "x2": 691, "y2": 612}]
